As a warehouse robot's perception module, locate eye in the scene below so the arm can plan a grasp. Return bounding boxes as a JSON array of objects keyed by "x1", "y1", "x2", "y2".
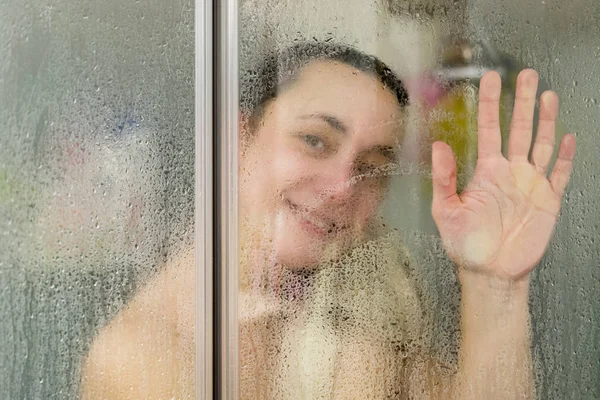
[
  {"x1": 301, "y1": 134, "x2": 326, "y2": 151},
  {"x1": 355, "y1": 162, "x2": 378, "y2": 176},
  {"x1": 354, "y1": 148, "x2": 398, "y2": 180},
  {"x1": 354, "y1": 161, "x2": 398, "y2": 182}
]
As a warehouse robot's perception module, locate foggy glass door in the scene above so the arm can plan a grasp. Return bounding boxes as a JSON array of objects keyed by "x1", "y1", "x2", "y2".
[
  {"x1": 232, "y1": 0, "x2": 600, "y2": 399},
  {"x1": 0, "y1": 0, "x2": 197, "y2": 398},
  {"x1": 465, "y1": 1, "x2": 600, "y2": 398},
  {"x1": 2, "y1": 0, "x2": 599, "y2": 398}
]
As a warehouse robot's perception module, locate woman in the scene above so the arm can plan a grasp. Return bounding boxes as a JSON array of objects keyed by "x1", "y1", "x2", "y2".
[{"x1": 80, "y1": 42, "x2": 576, "y2": 399}]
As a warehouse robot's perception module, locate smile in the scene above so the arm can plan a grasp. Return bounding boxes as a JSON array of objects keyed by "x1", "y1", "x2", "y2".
[{"x1": 284, "y1": 199, "x2": 348, "y2": 237}]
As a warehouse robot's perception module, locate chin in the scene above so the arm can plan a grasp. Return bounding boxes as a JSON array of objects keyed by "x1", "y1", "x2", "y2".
[
  {"x1": 272, "y1": 227, "x2": 351, "y2": 271},
  {"x1": 273, "y1": 238, "x2": 323, "y2": 271},
  {"x1": 265, "y1": 207, "x2": 364, "y2": 270}
]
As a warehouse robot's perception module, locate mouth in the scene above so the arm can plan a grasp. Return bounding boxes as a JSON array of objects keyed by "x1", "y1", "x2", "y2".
[{"x1": 284, "y1": 199, "x2": 348, "y2": 238}]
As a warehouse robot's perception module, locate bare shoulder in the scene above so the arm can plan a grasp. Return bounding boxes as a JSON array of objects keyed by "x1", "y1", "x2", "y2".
[{"x1": 80, "y1": 246, "x2": 196, "y2": 400}]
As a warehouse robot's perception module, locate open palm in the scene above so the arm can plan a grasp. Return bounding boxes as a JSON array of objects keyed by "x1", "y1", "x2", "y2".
[{"x1": 431, "y1": 69, "x2": 576, "y2": 280}]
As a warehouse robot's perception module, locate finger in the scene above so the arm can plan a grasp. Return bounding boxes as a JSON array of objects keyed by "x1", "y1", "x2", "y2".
[
  {"x1": 477, "y1": 71, "x2": 503, "y2": 159},
  {"x1": 431, "y1": 141, "x2": 461, "y2": 220},
  {"x1": 550, "y1": 134, "x2": 576, "y2": 196},
  {"x1": 508, "y1": 69, "x2": 539, "y2": 161},
  {"x1": 531, "y1": 91, "x2": 558, "y2": 174}
]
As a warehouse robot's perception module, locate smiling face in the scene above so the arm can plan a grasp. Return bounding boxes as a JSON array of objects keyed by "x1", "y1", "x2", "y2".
[{"x1": 239, "y1": 60, "x2": 405, "y2": 270}]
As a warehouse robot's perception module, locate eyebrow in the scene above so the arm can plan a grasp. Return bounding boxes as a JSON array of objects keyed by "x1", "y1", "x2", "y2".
[{"x1": 298, "y1": 113, "x2": 348, "y2": 134}]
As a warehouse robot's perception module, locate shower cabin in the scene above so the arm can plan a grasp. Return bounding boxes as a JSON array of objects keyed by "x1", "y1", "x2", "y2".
[{"x1": 1, "y1": 0, "x2": 599, "y2": 398}]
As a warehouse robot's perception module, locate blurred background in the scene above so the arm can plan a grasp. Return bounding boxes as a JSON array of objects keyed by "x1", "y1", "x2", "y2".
[{"x1": 0, "y1": 0, "x2": 193, "y2": 397}]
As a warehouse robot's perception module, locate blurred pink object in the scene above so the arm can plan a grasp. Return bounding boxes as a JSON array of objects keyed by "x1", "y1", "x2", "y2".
[
  {"x1": 399, "y1": 72, "x2": 448, "y2": 164},
  {"x1": 406, "y1": 73, "x2": 446, "y2": 108}
]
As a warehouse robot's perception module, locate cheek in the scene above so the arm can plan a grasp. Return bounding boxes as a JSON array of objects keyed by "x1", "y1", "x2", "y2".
[
  {"x1": 271, "y1": 150, "x2": 316, "y2": 191},
  {"x1": 241, "y1": 146, "x2": 313, "y2": 211},
  {"x1": 352, "y1": 183, "x2": 386, "y2": 222},
  {"x1": 240, "y1": 151, "x2": 273, "y2": 215}
]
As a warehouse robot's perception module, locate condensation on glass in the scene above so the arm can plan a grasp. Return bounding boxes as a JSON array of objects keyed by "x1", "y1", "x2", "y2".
[
  {"x1": 237, "y1": 0, "x2": 600, "y2": 399},
  {"x1": 0, "y1": 0, "x2": 195, "y2": 398},
  {"x1": 465, "y1": 1, "x2": 600, "y2": 398}
]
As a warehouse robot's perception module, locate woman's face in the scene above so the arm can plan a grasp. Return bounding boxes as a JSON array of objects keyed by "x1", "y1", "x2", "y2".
[{"x1": 240, "y1": 60, "x2": 404, "y2": 269}]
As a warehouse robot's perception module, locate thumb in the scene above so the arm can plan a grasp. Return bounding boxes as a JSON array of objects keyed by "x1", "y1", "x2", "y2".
[{"x1": 431, "y1": 141, "x2": 460, "y2": 216}]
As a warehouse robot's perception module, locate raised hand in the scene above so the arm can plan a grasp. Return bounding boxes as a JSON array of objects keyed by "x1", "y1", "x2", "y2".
[{"x1": 431, "y1": 69, "x2": 576, "y2": 280}]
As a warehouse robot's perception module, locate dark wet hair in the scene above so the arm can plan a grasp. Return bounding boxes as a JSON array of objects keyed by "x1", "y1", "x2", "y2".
[{"x1": 240, "y1": 41, "x2": 410, "y2": 131}]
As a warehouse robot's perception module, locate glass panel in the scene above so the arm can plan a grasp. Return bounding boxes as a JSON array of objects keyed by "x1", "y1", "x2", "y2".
[
  {"x1": 464, "y1": 1, "x2": 600, "y2": 399},
  {"x1": 0, "y1": 0, "x2": 196, "y2": 398},
  {"x1": 236, "y1": 0, "x2": 598, "y2": 398}
]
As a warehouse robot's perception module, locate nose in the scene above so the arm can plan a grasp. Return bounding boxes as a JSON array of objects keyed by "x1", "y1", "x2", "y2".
[{"x1": 316, "y1": 160, "x2": 357, "y2": 204}]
